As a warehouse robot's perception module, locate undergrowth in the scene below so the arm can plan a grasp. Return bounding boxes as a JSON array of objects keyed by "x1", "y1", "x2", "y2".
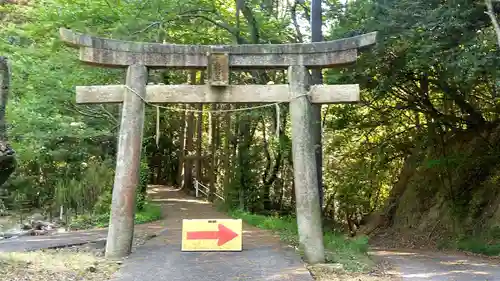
[
  {"x1": 438, "y1": 226, "x2": 500, "y2": 256},
  {"x1": 228, "y1": 209, "x2": 374, "y2": 272},
  {"x1": 69, "y1": 202, "x2": 162, "y2": 230},
  {"x1": 455, "y1": 238, "x2": 500, "y2": 256}
]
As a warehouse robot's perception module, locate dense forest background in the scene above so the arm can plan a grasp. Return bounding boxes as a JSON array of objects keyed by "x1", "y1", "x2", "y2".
[{"x1": 0, "y1": 0, "x2": 499, "y2": 253}]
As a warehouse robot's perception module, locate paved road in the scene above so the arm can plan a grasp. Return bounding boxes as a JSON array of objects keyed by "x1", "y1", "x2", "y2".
[
  {"x1": 110, "y1": 186, "x2": 313, "y2": 281},
  {"x1": 0, "y1": 221, "x2": 165, "y2": 253},
  {"x1": 372, "y1": 248, "x2": 500, "y2": 281},
  {"x1": 113, "y1": 239, "x2": 311, "y2": 281},
  {"x1": 0, "y1": 229, "x2": 107, "y2": 252}
]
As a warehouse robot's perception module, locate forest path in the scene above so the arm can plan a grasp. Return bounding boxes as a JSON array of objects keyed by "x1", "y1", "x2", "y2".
[
  {"x1": 109, "y1": 185, "x2": 313, "y2": 281},
  {"x1": 371, "y1": 248, "x2": 500, "y2": 280}
]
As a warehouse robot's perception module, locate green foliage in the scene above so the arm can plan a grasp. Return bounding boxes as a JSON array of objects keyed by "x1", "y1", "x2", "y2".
[
  {"x1": 456, "y1": 238, "x2": 500, "y2": 256},
  {"x1": 319, "y1": 0, "x2": 500, "y2": 246},
  {"x1": 136, "y1": 160, "x2": 150, "y2": 211},
  {"x1": 133, "y1": 202, "x2": 163, "y2": 224},
  {"x1": 91, "y1": 201, "x2": 162, "y2": 229},
  {"x1": 93, "y1": 158, "x2": 150, "y2": 217},
  {"x1": 0, "y1": 0, "x2": 164, "y2": 232},
  {"x1": 67, "y1": 214, "x2": 95, "y2": 230},
  {"x1": 0, "y1": 0, "x2": 120, "y2": 216},
  {"x1": 69, "y1": 202, "x2": 162, "y2": 230},
  {"x1": 0, "y1": 198, "x2": 5, "y2": 215},
  {"x1": 92, "y1": 159, "x2": 150, "y2": 216},
  {"x1": 93, "y1": 188, "x2": 113, "y2": 217},
  {"x1": 54, "y1": 159, "x2": 115, "y2": 215},
  {"x1": 437, "y1": 226, "x2": 500, "y2": 256}
]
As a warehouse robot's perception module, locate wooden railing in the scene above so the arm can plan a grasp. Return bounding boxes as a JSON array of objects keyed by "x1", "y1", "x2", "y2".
[{"x1": 193, "y1": 179, "x2": 224, "y2": 201}]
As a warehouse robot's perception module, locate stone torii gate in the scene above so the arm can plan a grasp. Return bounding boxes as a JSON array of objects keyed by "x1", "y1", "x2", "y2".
[{"x1": 59, "y1": 28, "x2": 377, "y2": 263}]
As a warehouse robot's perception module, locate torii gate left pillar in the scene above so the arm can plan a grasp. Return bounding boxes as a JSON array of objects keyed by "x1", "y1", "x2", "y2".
[{"x1": 60, "y1": 28, "x2": 376, "y2": 262}]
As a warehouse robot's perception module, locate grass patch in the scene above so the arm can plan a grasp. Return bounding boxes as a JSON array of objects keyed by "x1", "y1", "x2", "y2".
[
  {"x1": 132, "y1": 202, "x2": 163, "y2": 224},
  {"x1": 69, "y1": 201, "x2": 162, "y2": 230},
  {"x1": 228, "y1": 209, "x2": 374, "y2": 272},
  {"x1": 438, "y1": 227, "x2": 500, "y2": 256},
  {"x1": 455, "y1": 238, "x2": 500, "y2": 256},
  {"x1": 439, "y1": 235, "x2": 500, "y2": 256}
]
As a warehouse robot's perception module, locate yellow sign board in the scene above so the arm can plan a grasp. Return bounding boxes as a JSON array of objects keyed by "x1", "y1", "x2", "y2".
[{"x1": 181, "y1": 219, "x2": 243, "y2": 252}]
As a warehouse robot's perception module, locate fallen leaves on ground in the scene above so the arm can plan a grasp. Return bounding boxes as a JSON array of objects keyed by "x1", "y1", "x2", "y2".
[{"x1": 308, "y1": 261, "x2": 401, "y2": 281}]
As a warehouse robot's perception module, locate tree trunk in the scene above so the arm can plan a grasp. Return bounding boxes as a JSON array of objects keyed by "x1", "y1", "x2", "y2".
[
  {"x1": 485, "y1": 0, "x2": 500, "y2": 48},
  {"x1": 195, "y1": 105, "x2": 203, "y2": 181},
  {"x1": 208, "y1": 104, "x2": 218, "y2": 202},
  {"x1": 0, "y1": 57, "x2": 10, "y2": 141},
  {"x1": 310, "y1": 0, "x2": 324, "y2": 213},
  {"x1": 223, "y1": 104, "x2": 232, "y2": 196},
  {"x1": 0, "y1": 57, "x2": 15, "y2": 187},
  {"x1": 177, "y1": 105, "x2": 186, "y2": 187},
  {"x1": 261, "y1": 119, "x2": 273, "y2": 210},
  {"x1": 195, "y1": 72, "x2": 205, "y2": 183},
  {"x1": 183, "y1": 71, "x2": 197, "y2": 191}
]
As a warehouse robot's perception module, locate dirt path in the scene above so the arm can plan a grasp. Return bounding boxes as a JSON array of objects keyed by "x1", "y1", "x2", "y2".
[
  {"x1": 110, "y1": 186, "x2": 313, "y2": 281},
  {"x1": 371, "y1": 248, "x2": 500, "y2": 280}
]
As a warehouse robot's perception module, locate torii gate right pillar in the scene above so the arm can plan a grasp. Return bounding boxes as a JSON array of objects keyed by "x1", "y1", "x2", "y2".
[{"x1": 289, "y1": 65, "x2": 324, "y2": 262}]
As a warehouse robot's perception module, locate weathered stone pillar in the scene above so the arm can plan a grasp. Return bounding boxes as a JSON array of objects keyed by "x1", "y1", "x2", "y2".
[
  {"x1": 288, "y1": 65, "x2": 325, "y2": 264},
  {"x1": 105, "y1": 64, "x2": 147, "y2": 259}
]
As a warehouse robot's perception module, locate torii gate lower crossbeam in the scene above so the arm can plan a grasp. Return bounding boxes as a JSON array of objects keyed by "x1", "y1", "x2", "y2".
[{"x1": 60, "y1": 28, "x2": 376, "y2": 264}]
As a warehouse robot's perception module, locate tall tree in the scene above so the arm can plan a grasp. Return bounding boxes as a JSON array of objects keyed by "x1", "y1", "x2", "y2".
[
  {"x1": 0, "y1": 56, "x2": 15, "y2": 188},
  {"x1": 311, "y1": 0, "x2": 324, "y2": 211}
]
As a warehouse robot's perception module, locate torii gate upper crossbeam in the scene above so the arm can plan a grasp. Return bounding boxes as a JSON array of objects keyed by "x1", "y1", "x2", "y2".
[{"x1": 59, "y1": 28, "x2": 376, "y2": 69}]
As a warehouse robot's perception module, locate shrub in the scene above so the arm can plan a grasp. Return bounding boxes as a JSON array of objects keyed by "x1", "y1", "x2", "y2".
[
  {"x1": 54, "y1": 159, "x2": 115, "y2": 217},
  {"x1": 92, "y1": 159, "x2": 149, "y2": 216},
  {"x1": 136, "y1": 160, "x2": 150, "y2": 211},
  {"x1": 91, "y1": 202, "x2": 162, "y2": 228},
  {"x1": 68, "y1": 214, "x2": 95, "y2": 230}
]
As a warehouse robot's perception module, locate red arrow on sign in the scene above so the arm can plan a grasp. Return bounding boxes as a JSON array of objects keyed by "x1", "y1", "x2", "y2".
[{"x1": 186, "y1": 224, "x2": 239, "y2": 246}]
